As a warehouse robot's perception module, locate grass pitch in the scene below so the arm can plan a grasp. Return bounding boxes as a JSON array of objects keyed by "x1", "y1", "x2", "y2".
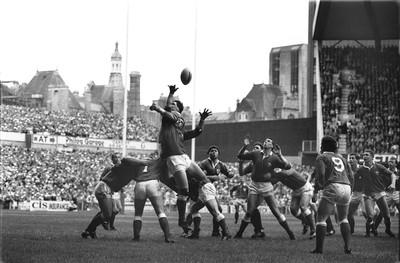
[{"x1": 1, "y1": 209, "x2": 398, "y2": 263}]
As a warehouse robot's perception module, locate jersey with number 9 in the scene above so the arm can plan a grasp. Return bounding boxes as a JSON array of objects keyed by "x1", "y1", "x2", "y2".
[{"x1": 314, "y1": 152, "x2": 353, "y2": 191}]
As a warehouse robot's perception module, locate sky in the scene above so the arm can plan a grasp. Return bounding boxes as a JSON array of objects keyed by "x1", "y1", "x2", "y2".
[{"x1": 0, "y1": 0, "x2": 309, "y2": 113}]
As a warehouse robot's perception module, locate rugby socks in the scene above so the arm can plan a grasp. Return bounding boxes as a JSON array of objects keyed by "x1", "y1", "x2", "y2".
[
  {"x1": 109, "y1": 211, "x2": 119, "y2": 229},
  {"x1": 365, "y1": 217, "x2": 377, "y2": 237},
  {"x1": 212, "y1": 217, "x2": 220, "y2": 235},
  {"x1": 158, "y1": 217, "x2": 171, "y2": 237},
  {"x1": 177, "y1": 198, "x2": 187, "y2": 226},
  {"x1": 348, "y1": 215, "x2": 355, "y2": 234},
  {"x1": 188, "y1": 215, "x2": 201, "y2": 239},
  {"x1": 315, "y1": 223, "x2": 326, "y2": 253},
  {"x1": 86, "y1": 212, "x2": 104, "y2": 233},
  {"x1": 236, "y1": 220, "x2": 249, "y2": 237},
  {"x1": 133, "y1": 220, "x2": 142, "y2": 240},
  {"x1": 339, "y1": 220, "x2": 350, "y2": 251},
  {"x1": 251, "y1": 209, "x2": 263, "y2": 233},
  {"x1": 279, "y1": 220, "x2": 295, "y2": 240},
  {"x1": 218, "y1": 218, "x2": 231, "y2": 237},
  {"x1": 365, "y1": 222, "x2": 371, "y2": 236},
  {"x1": 305, "y1": 213, "x2": 316, "y2": 232},
  {"x1": 193, "y1": 216, "x2": 201, "y2": 232},
  {"x1": 235, "y1": 211, "x2": 239, "y2": 224},
  {"x1": 374, "y1": 212, "x2": 383, "y2": 229}
]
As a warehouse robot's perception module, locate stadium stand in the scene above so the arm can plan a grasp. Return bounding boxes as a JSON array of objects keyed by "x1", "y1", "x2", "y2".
[
  {"x1": 0, "y1": 105, "x2": 159, "y2": 141},
  {"x1": 319, "y1": 45, "x2": 400, "y2": 154}
]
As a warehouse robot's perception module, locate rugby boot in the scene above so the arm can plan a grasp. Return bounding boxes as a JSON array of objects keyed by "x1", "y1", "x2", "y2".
[
  {"x1": 81, "y1": 230, "x2": 97, "y2": 239},
  {"x1": 101, "y1": 220, "x2": 110, "y2": 231},
  {"x1": 385, "y1": 229, "x2": 395, "y2": 237},
  {"x1": 221, "y1": 228, "x2": 232, "y2": 241},
  {"x1": 251, "y1": 230, "x2": 266, "y2": 239},
  {"x1": 89, "y1": 231, "x2": 98, "y2": 239},
  {"x1": 81, "y1": 231, "x2": 90, "y2": 239},
  {"x1": 385, "y1": 221, "x2": 395, "y2": 237},
  {"x1": 179, "y1": 221, "x2": 192, "y2": 237},
  {"x1": 187, "y1": 229, "x2": 200, "y2": 239},
  {"x1": 211, "y1": 231, "x2": 221, "y2": 237},
  {"x1": 165, "y1": 234, "x2": 177, "y2": 243}
]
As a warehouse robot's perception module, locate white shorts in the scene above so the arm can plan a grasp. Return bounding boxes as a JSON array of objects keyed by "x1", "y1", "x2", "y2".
[
  {"x1": 112, "y1": 192, "x2": 120, "y2": 200},
  {"x1": 364, "y1": 191, "x2": 386, "y2": 202},
  {"x1": 198, "y1": 182, "x2": 217, "y2": 203},
  {"x1": 95, "y1": 181, "x2": 113, "y2": 199},
  {"x1": 292, "y1": 181, "x2": 313, "y2": 198},
  {"x1": 166, "y1": 154, "x2": 192, "y2": 174},
  {"x1": 386, "y1": 191, "x2": 399, "y2": 205},
  {"x1": 350, "y1": 191, "x2": 363, "y2": 203},
  {"x1": 232, "y1": 198, "x2": 246, "y2": 206},
  {"x1": 134, "y1": 179, "x2": 161, "y2": 200},
  {"x1": 321, "y1": 183, "x2": 351, "y2": 206},
  {"x1": 249, "y1": 181, "x2": 274, "y2": 197}
]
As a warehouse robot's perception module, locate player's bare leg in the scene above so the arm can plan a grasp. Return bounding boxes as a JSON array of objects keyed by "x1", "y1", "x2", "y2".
[
  {"x1": 205, "y1": 198, "x2": 231, "y2": 241},
  {"x1": 336, "y1": 203, "x2": 352, "y2": 254},
  {"x1": 234, "y1": 194, "x2": 258, "y2": 238},
  {"x1": 265, "y1": 195, "x2": 295, "y2": 240},
  {"x1": 364, "y1": 198, "x2": 378, "y2": 237},
  {"x1": 149, "y1": 196, "x2": 176, "y2": 243},
  {"x1": 376, "y1": 197, "x2": 395, "y2": 237},
  {"x1": 312, "y1": 198, "x2": 334, "y2": 254}
]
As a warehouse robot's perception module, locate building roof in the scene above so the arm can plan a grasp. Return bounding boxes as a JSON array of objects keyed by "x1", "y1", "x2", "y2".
[
  {"x1": 23, "y1": 70, "x2": 64, "y2": 99},
  {"x1": 313, "y1": 0, "x2": 399, "y2": 40},
  {"x1": 23, "y1": 70, "x2": 82, "y2": 110},
  {"x1": 237, "y1": 83, "x2": 283, "y2": 119}
]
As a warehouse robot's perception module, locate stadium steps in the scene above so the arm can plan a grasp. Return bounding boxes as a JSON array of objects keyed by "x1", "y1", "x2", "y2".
[
  {"x1": 338, "y1": 134, "x2": 347, "y2": 154},
  {"x1": 340, "y1": 85, "x2": 350, "y2": 115}
]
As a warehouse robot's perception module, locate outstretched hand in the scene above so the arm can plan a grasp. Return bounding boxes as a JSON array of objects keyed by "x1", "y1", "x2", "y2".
[
  {"x1": 199, "y1": 108, "x2": 212, "y2": 120},
  {"x1": 168, "y1": 85, "x2": 178, "y2": 94},
  {"x1": 149, "y1": 103, "x2": 159, "y2": 111},
  {"x1": 273, "y1": 144, "x2": 282, "y2": 156}
]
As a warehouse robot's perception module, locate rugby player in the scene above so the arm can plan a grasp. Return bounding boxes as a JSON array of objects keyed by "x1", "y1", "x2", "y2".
[
  {"x1": 234, "y1": 138, "x2": 295, "y2": 240},
  {"x1": 311, "y1": 136, "x2": 353, "y2": 254}
]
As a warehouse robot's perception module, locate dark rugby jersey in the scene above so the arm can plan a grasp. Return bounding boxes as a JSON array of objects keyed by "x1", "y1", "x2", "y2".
[
  {"x1": 100, "y1": 166, "x2": 112, "y2": 180},
  {"x1": 159, "y1": 111, "x2": 201, "y2": 159},
  {"x1": 351, "y1": 165, "x2": 364, "y2": 192},
  {"x1": 238, "y1": 147, "x2": 291, "y2": 182},
  {"x1": 101, "y1": 157, "x2": 146, "y2": 192},
  {"x1": 135, "y1": 158, "x2": 167, "y2": 182},
  {"x1": 275, "y1": 169, "x2": 306, "y2": 190},
  {"x1": 198, "y1": 158, "x2": 232, "y2": 183},
  {"x1": 230, "y1": 184, "x2": 249, "y2": 199},
  {"x1": 314, "y1": 152, "x2": 353, "y2": 191},
  {"x1": 355, "y1": 163, "x2": 393, "y2": 195}
]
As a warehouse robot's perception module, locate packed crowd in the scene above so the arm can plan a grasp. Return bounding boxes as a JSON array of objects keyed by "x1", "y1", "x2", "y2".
[
  {"x1": 0, "y1": 105, "x2": 159, "y2": 141},
  {"x1": 1, "y1": 144, "x2": 311, "y2": 212},
  {"x1": 319, "y1": 45, "x2": 400, "y2": 154}
]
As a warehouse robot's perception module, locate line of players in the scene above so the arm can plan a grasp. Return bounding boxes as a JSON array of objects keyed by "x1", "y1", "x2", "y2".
[{"x1": 81, "y1": 85, "x2": 398, "y2": 255}]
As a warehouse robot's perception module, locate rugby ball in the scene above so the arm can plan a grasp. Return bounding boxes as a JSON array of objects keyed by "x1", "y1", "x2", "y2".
[{"x1": 180, "y1": 68, "x2": 192, "y2": 85}]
